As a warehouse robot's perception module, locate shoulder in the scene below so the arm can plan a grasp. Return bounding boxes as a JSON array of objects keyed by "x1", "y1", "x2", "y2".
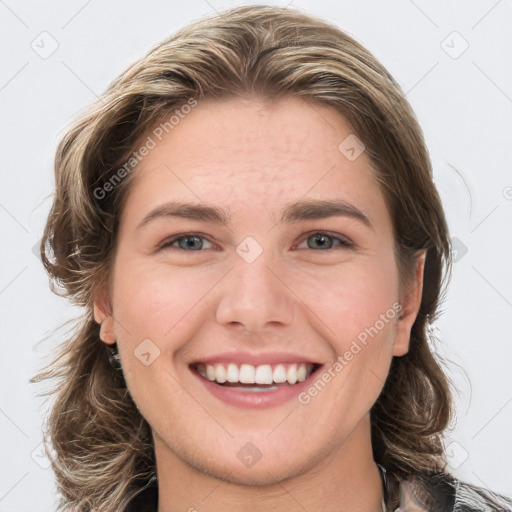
[{"x1": 399, "y1": 472, "x2": 512, "y2": 512}]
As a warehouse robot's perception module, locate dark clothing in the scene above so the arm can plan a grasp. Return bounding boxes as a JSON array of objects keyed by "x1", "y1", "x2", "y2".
[
  {"x1": 125, "y1": 477, "x2": 158, "y2": 511},
  {"x1": 124, "y1": 471, "x2": 511, "y2": 511}
]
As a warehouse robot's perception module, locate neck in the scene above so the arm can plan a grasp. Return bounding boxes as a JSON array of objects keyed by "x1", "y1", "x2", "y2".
[{"x1": 155, "y1": 416, "x2": 384, "y2": 512}]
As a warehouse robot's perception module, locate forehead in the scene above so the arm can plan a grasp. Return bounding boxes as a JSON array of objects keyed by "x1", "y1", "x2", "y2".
[{"x1": 121, "y1": 95, "x2": 388, "y2": 228}]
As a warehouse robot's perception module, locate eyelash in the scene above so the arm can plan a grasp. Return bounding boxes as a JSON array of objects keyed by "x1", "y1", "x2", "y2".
[{"x1": 157, "y1": 231, "x2": 354, "y2": 252}]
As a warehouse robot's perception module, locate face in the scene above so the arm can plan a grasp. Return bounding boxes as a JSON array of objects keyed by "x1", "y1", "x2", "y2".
[{"x1": 94, "y1": 95, "x2": 424, "y2": 485}]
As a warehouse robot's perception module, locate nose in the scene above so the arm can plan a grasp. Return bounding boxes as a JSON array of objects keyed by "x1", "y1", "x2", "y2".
[{"x1": 214, "y1": 250, "x2": 295, "y2": 334}]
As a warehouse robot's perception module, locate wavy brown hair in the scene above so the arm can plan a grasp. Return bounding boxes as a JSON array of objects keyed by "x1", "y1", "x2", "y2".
[{"x1": 32, "y1": 4, "x2": 461, "y2": 511}]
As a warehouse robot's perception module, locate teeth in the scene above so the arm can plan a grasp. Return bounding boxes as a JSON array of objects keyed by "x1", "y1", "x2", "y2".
[
  {"x1": 273, "y1": 364, "x2": 287, "y2": 383},
  {"x1": 214, "y1": 364, "x2": 226, "y2": 383},
  {"x1": 287, "y1": 365, "x2": 297, "y2": 385},
  {"x1": 226, "y1": 363, "x2": 239, "y2": 383},
  {"x1": 239, "y1": 364, "x2": 255, "y2": 384},
  {"x1": 297, "y1": 364, "x2": 307, "y2": 382},
  {"x1": 206, "y1": 365, "x2": 216, "y2": 381},
  {"x1": 197, "y1": 362, "x2": 314, "y2": 386},
  {"x1": 254, "y1": 364, "x2": 273, "y2": 385}
]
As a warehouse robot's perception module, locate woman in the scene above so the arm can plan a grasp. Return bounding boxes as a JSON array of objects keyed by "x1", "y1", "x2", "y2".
[{"x1": 32, "y1": 5, "x2": 512, "y2": 511}]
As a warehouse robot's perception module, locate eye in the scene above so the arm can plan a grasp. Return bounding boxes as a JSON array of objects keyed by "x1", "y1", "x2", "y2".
[
  {"x1": 158, "y1": 233, "x2": 215, "y2": 251},
  {"x1": 295, "y1": 231, "x2": 354, "y2": 251},
  {"x1": 157, "y1": 231, "x2": 353, "y2": 253}
]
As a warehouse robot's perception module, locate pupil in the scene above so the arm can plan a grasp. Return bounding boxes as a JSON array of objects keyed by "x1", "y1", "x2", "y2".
[
  {"x1": 182, "y1": 236, "x2": 201, "y2": 250},
  {"x1": 312, "y1": 234, "x2": 331, "y2": 250}
]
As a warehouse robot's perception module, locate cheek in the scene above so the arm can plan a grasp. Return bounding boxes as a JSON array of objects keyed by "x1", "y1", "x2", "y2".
[
  {"x1": 111, "y1": 260, "x2": 214, "y2": 342},
  {"x1": 291, "y1": 255, "x2": 399, "y2": 343},
  {"x1": 109, "y1": 262, "x2": 206, "y2": 421}
]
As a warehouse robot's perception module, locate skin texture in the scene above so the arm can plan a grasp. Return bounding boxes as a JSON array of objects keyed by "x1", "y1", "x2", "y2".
[{"x1": 94, "y1": 95, "x2": 426, "y2": 512}]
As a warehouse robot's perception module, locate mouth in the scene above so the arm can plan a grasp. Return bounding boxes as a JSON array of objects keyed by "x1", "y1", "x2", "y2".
[
  {"x1": 193, "y1": 361, "x2": 318, "y2": 388},
  {"x1": 189, "y1": 360, "x2": 323, "y2": 408}
]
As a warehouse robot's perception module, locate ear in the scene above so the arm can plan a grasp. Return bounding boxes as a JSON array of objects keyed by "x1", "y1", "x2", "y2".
[
  {"x1": 393, "y1": 250, "x2": 427, "y2": 357},
  {"x1": 93, "y1": 287, "x2": 116, "y2": 345}
]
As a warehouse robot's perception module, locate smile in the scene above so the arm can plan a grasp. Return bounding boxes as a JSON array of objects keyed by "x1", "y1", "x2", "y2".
[
  {"x1": 195, "y1": 362, "x2": 316, "y2": 386},
  {"x1": 190, "y1": 358, "x2": 323, "y2": 408}
]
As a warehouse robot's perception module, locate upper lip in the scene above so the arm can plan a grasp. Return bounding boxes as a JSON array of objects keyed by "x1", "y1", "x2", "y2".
[{"x1": 190, "y1": 351, "x2": 323, "y2": 366}]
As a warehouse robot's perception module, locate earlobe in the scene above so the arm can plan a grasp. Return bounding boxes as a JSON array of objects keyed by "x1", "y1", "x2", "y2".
[
  {"x1": 99, "y1": 318, "x2": 117, "y2": 345},
  {"x1": 392, "y1": 250, "x2": 427, "y2": 357}
]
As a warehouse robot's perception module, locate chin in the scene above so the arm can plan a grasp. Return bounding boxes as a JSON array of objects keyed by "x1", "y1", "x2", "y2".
[{"x1": 195, "y1": 455, "x2": 312, "y2": 487}]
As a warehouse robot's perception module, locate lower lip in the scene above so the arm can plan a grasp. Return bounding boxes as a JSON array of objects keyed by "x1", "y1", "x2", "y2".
[{"x1": 191, "y1": 367, "x2": 321, "y2": 409}]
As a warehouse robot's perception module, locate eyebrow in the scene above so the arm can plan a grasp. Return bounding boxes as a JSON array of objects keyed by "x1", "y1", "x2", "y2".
[{"x1": 136, "y1": 199, "x2": 373, "y2": 230}]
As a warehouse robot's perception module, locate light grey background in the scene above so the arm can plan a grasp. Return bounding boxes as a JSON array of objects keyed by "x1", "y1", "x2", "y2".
[{"x1": 1, "y1": 0, "x2": 511, "y2": 510}]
